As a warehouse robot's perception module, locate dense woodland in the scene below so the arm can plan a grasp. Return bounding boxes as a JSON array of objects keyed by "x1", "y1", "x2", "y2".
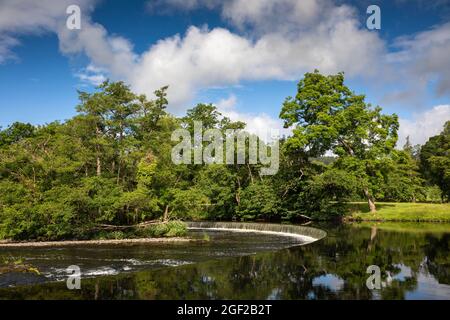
[{"x1": 0, "y1": 71, "x2": 449, "y2": 240}]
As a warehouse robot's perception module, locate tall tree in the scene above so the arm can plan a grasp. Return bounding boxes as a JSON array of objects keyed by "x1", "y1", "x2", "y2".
[
  {"x1": 420, "y1": 121, "x2": 450, "y2": 201},
  {"x1": 280, "y1": 70, "x2": 398, "y2": 212}
]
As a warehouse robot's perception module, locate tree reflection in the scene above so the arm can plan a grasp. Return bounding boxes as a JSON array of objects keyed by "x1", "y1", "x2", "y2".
[{"x1": 0, "y1": 224, "x2": 448, "y2": 300}]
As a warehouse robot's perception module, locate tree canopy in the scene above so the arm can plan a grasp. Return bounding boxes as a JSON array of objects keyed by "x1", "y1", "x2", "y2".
[{"x1": 0, "y1": 72, "x2": 447, "y2": 240}]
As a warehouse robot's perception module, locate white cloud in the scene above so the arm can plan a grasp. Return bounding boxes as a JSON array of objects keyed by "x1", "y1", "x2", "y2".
[
  {"x1": 75, "y1": 72, "x2": 107, "y2": 86},
  {"x1": 215, "y1": 98, "x2": 450, "y2": 148},
  {"x1": 0, "y1": 0, "x2": 449, "y2": 121},
  {"x1": 386, "y1": 22, "x2": 450, "y2": 104},
  {"x1": 129, "y1": 6, "x2": 385, "y2": 108},
  {"x1": 0, "y1": 0, "x2": 387, "y2": 110},
  {"x1": 145, "y1": 0, "x2": 450, "y2": 110},
  {"x1": 398, "y1": 105, "x2": 450, "y2": 147},
  {"x1": 215, "y1": 94, "x2": 290, "y2": 141},
  {"x1": 216, "y1": 94, "x2": 238, "y2": 110},
  {"x1": 75, "y1": 63, "x2": 108, "y2": 86},
  {"x1": 0, "y1": 35, "x2": 19, "y2": 63},
  {"x1": 0, "y1": 0, "x2": 97, "y2": 63}
]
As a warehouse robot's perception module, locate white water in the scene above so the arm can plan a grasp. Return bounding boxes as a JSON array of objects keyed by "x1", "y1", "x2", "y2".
[{"x1": 188, "y1": 227, "x2": 318, "y2": 244}]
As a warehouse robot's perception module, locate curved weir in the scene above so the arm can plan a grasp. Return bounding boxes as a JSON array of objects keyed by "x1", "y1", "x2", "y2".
[{"x1": 186, "y1": 222, "x2": 327, "y2": 244}]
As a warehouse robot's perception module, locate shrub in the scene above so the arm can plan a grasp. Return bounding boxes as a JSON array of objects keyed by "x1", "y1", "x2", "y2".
[
  {"x1": 138, "y1": 221, "x2": 187, "y2": 238},
  {"x1": 424, "y1": 185, "x2": 443, "y2": 203},
  {"x1": 164, "y1": 221, "x2": 187, "y2": 237},
  {"x1": 109, "y1": 231, "x2": 126, "y2": 240}
]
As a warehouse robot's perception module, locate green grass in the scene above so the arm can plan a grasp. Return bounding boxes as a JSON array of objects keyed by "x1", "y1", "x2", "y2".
[{"x1": 347, "y1": 202, "x2": 450, "y2": 222}]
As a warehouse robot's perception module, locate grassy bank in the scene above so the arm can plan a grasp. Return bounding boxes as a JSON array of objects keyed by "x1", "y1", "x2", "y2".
[{"x1": 347, "y1": 202, "x2": 450, "y2": 222}]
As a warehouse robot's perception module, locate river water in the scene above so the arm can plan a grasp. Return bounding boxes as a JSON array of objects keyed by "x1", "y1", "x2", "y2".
[{"x1": 0, "y1": 223, "x2": 449, "y2": 300}]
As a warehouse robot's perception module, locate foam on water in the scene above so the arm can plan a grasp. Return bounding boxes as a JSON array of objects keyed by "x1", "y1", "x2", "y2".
[
  {"x1": 187, "y1": 222, "x2": 327, "y2": 245},
  {"x1": 189, "y1": 227, "x2": 316, "y2": 243}
]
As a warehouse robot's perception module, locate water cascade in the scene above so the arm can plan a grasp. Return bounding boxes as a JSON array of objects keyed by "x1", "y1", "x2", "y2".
[{"x1": 186, "y1": 221, "x2": 327, "y2": 244}]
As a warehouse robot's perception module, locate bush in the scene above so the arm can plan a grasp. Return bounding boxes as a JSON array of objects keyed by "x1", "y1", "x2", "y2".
[
  {"x1": 109, "y1": 231, "x2": 126, "y2": 240},
  {"x1": 93, "y1": 230, "x2": 127, "y2": 240},
  {"x1": 138, "y1": 221, "x2": 187, "y2": 238},
  {"x1": 164, "y1": 221, "x2": 187, "y2": 237},
  {"x1": 424, "y1": 185, "x2": 443, "y2": 203}
]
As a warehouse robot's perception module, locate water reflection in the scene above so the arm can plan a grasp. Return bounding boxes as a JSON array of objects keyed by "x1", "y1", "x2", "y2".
[{"x1": 0, "y1": 223, "x2": 449, "y2": 300}]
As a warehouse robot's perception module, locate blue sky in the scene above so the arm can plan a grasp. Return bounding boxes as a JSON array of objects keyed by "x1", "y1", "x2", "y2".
[{"x1": 0, "y1": 0, "x2": 449, "y2": 146}]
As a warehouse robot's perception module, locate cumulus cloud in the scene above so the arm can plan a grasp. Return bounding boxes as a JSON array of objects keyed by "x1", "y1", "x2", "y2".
[
  {"x1": 145, "y1": 0, "x2": 450, "y2": 111},
  {"x1": 1, "y1": 0, "x2": 388, "y2": 109},
  {"x1": 0, "y1": 0, "x2": 449, "y2": 125},
  {"x1": 0, "y1": 0, "x2": 97, "y2": 63},
  {"x1": 0, "y1": 0, "x2": 401, "y2": 112},
  {"x1": 385, "y1": 22, "x2": 450, "y2": 105},
  {"x1": 398, "y1": 105, "x2": 450, "y2": 147},
  {"x1": 75, "y1": 64, "x2": 107, "y2": 86},
  {"x1": 131, "y1": 0, "x2": 386, "y2": 108},
  {"x1": 215, "y1": 94, "x2": 290, "y2": 141}
]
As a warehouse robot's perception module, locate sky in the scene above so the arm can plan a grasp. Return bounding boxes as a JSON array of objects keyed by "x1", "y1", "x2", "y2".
[{"x1": 0, "y1": 0, "x2": 450, "y2": 147}]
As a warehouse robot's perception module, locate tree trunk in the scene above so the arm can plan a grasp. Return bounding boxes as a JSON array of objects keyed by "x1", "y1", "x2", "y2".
[
  {"x1": 96, "y1": 126, "x2": 101, "y2": 176},
  {"x1": 96, "y1": 154, "x2": 101, "y2": 176},
  {"x1": 247, "y1": 164, "x2": 254, "y2": 184},
  {"x1": 163, "y1": 205, "x2": 169, "y2": 222},
  {"x1": 235, "y1": 177, "x2": 241, "y2": 205},
  {"x1": 363, "y1": 188, "x2": 376, "y2": 212}
]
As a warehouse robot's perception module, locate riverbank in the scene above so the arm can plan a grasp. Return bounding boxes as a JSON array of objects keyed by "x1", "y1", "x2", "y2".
[
  {"x1": 0, "y1": 237, "x2": 197, "y2": 248},
  {"x1": 347, "y1": 202, "x2": 450, "y2": 222}
]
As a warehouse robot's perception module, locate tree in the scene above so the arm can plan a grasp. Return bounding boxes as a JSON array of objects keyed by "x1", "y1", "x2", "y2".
[
  {"x1": 381, "y1": 149, "x2": 425, "y2": 202},
  {"x1": 420, "y1": 121, "x2": 450, "y2": 201},
  {"x1": 236, "y1": 181, "x2": 280, "y2": 221},
  {"x1": 297, "y1": 168, "x2": 358, "y2": 219},
  {"x1": 280, "y1": 71, "x2": 399, "y2": 212},
  {"x1": 0, "y1": 122, "x2": 35, "y2": 147}
]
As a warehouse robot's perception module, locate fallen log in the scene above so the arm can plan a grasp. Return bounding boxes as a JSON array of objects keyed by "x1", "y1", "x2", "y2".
[{"x1": 92, "y1": 220, "x2": 162, "y2": 231}]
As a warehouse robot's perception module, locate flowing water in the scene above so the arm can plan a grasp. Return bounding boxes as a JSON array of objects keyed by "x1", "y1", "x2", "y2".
[{"x1": 0, "y1": 222, "x2": 449, "y2": 300}]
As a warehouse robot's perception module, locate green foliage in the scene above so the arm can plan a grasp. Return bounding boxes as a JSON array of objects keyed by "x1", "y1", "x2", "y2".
[
  {"x1": 297, "y1": 169, "x2": 358, "y2": 219},
  {"x1": 280, "y1": 70, "x2": 399, "y2": 213},
  {"x1": 169, "y1": 188, "x2": 210, "y2": 220},
  {"x1": 379, "y1": 148, "x2": 425, "y2": 202},
  {"x1": 0, "y1": 74, "x2": 446, "y2": 240},
  {"x1": 236, "y1": 181, "x2": 280, "y2": 220},
  {"x1": 424, "y1": 185, "x2": 443, "y2": 203},
  {"x1": 420, "y1": 122, "x2": 450, "y2": 201},
  {"x1": 139, "y1": 221, "x2": 188, "y2": 238},
  {"x1": 0, "y1": 122, "x2": 35, "y2": 147},
  {"x1": 109, "y1": 231, "x2": 126, "y2": 240}
]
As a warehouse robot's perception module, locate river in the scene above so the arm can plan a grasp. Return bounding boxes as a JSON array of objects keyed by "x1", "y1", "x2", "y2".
[{"x1": 0, "y1": 222, "x2": 449, "y2": 300}]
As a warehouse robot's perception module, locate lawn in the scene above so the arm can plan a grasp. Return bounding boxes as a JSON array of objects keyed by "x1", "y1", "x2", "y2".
[{"x1": 347, "y1": 202, "x2": 450, "y2": 222}]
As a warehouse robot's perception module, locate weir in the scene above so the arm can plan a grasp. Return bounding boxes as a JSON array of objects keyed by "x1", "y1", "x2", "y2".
[{"x1": 186, "y1": 221, "x2": 327, "y2": 244}]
